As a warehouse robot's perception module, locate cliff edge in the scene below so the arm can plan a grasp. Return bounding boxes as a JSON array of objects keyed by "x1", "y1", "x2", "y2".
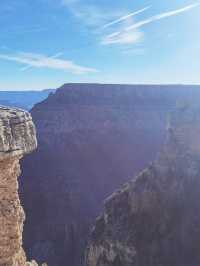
[
  {"x1": 86, "y1": 104, "x2": 200, "y2": 266},
  {"x1": 0, "y1": 106, "x2": 38, "y2": 266}
]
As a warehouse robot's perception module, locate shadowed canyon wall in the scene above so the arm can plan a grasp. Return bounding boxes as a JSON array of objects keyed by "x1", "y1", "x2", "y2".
[
  {"x1": 0, "y1": 106, "x2": 38, "y2": 266},
  {"x1": 86, "y1": 104, "x2": 200, "y2": 266},
  {"x1": 20, "y1": 84, "x2": 200, "y2": 266}
]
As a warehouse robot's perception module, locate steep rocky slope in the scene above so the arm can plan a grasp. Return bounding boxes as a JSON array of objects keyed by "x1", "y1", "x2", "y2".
[
  {"x1": 86, "y1": 104, "x2": 200, "y2": 266},
  {"x1": 20, "y1": 84, "x2": 200, "y2": 266},
  {"x1": 0, "y1": 106, "x2": 38, "y2": 266}
]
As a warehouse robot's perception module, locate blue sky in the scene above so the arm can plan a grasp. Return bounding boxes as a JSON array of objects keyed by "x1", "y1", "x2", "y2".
[{"x1": 0, "y1": 0, "x2": 200, "y2": 90}]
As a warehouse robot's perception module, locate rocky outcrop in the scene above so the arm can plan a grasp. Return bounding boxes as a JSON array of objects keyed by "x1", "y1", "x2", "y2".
[
  {"x1": 20, "y1": 84, "x2": 200, "y2": 266},
  {"x1": 86, "y1": 104, "x2": 200, "y2": 266},
  {"x1": 0, "y1": 106, "x2": 38, "y2": 266}
]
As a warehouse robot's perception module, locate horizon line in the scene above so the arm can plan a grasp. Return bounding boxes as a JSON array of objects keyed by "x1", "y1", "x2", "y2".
[{"x1": 0, "y1": 83, "x2": 200, "y2": 92}]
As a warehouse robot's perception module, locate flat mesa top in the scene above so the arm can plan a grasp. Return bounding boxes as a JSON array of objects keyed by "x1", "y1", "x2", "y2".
[{"x1": 0, "y1": 106, "x2": 37, "y2": 160}]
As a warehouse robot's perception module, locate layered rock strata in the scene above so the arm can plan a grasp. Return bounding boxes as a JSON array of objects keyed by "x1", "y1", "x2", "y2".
[
  {"x1": 86, "y1": 104, "x2": 200, "y2": 266},
  {"x1": 20, "y1": 84, "x2": 200, "y2": 266},
  {"x1": 0, "y1": 106, "x2": 38, "y2": 266}
]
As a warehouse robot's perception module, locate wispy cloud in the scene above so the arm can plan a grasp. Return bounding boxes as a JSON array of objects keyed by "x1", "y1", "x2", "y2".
[
  {"x1": 20, "y1": 52, "x2": 64, "y2": 71},
  {"x1": 101, "y1": 14, "x2": 144, "y2": 46},
  {"x1": 61, "y1": 0, "x2": 125, "y2": 27},
  {"x1": 126, "y1": 3, "x2": 199, "y2": 31},
  {"x1": 0, "y1": 52, "x2": 98, "y2": 74},
  {"x1": 61, "y1": 1, "x2": 199, "y2": 48},
  {"x1": 61, "y1": 0, "x2": 146, "y2": 46},
  {"x1": 102, "y1": 2, "x2": 199, "y2": 45},
  {"x1": 102, "y1": 30, "x2": 144, "y2": 45},
  {"x1": 102, "y1": 6, "x2": 151, "y2": 29}
]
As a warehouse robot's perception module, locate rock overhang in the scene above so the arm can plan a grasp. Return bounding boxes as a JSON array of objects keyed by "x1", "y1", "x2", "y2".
[{"x1": 0, "y1": 106, "x2": 37, "y2": 160}]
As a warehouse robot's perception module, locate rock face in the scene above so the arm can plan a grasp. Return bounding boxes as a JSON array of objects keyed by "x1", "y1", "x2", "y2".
[
  {"x1": 20, "y1": 84, "x2": 200, "y2": 266},
  {"x1": 0, "y1": 106, "x2": 38, "y2": 266},
  {"x1": 86, "y1": 104, "x2": 200, "y2": 266}
]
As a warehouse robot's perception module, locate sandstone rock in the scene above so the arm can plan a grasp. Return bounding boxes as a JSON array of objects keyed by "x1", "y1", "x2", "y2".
[
  {"x1": 86, "y1": 105, "x2": 200, "y2": 266},
  {"x1": 0, "y1": 106, "x2": 37, "y2": 159},
  {"x1": 0, "y1": 106, "x2": 38, "y2": 266}
]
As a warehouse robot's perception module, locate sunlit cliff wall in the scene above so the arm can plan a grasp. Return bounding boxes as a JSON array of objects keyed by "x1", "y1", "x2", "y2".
[{"x1": 0, "y1": 106, "x2": 38, "y2": 266}]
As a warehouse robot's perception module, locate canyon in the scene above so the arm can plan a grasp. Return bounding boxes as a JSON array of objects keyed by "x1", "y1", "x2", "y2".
[
  {"x1": 0, "y1": 90, "x2": 54, "y2": 110},
  {"x1": 0, "y1": 106, "x2": 38, "y2": 266},
  {"x1": 86, "y1": 103, "x2": 200, "y2": 266},
  {"x1": 20, "y1": 84, "x2": 200, "y2": 266}
]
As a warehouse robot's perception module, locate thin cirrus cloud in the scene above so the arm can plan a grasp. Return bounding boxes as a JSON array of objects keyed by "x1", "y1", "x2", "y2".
[
  {"x1": 102, "y1": 30, "x2": 144, "y2": 45},
  {"x1": 61, "y1": 0, "x2": 126, "y2": 27},
  {"x1": 102, "y1": 6, "x2": 151, "y2": 29},
  {"x1": 62, "y1": 0, "x2": 146, "y2": 45},
  {"x1": 0, "y1": 52, "x2": 98, "y2": 74},
  {"x1": 126, "y1": 2, "x2": 200, "y2": 31},
  {"x1": 102, "y1": 2, "x2": 199, "y2": 45}
]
